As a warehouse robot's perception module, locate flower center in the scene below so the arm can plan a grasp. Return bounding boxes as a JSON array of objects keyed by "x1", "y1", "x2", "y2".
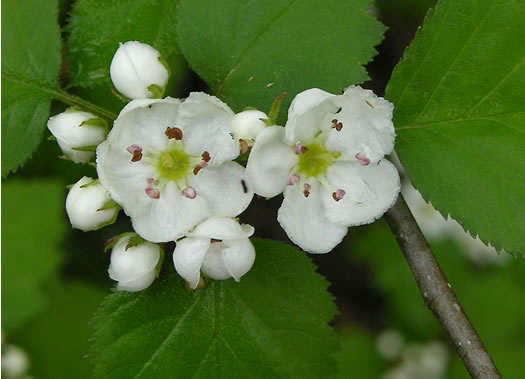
[
  {"x1": 297, "y1": 143, "x2": 340, "y2": 178},
  {"x1": 157, "y1": 148, "x2": 191, "y2": 181}
]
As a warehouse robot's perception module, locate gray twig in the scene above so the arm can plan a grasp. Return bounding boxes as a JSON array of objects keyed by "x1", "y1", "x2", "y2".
[{"x1": 385, "y1": 194, "x2": 501, "y2": 379}]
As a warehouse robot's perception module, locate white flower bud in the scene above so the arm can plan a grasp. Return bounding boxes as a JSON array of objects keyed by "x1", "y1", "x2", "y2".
[
  {"x1": 230, "y1": 110, "x2": 268, "y2": 145},
  {"x1": 47, "y1": 109, "x2": 106, "y2": 163},
  {"x1": 66, "y1": 176, "x2": 119, "y2": 232},
  {"x1": 2, "y1": 345, "x2": 30, "y2": 378},
  {"x1": 108, "y1": 235, "x2": 161, "y2": 292},
  {"x1": 110, "y1": 41, "x2": 169, "y2": 99}
]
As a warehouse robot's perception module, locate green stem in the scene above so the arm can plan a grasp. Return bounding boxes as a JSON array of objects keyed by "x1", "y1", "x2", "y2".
[{"x1": 54, "y1": 90, "x2": 117, "y2": 120}]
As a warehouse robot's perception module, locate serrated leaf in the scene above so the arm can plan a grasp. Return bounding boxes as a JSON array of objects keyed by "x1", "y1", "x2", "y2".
[
  {"x1": 386, "y1": 0, "x2": 525, "y2": 255},
  {"x1": 1, "y1": 180, "x2": 65, "y2": 332},
  {"x1": 90, "y1": 239, "x2": 338, "y2": 378},
  {"x1": 1, "y1": 0, "x2": 62, "y2": 177},
  {"x1": 177, "y1": 0, "x2": 385, "y2": 117},
  {"x1": 66, "y1": 0, "x2": 181, "y2": 88}
]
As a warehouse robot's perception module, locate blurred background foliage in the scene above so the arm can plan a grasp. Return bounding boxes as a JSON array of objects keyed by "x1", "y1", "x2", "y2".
[{"x1": 3, "y1": 0, "x2": 524, "y2": 378}]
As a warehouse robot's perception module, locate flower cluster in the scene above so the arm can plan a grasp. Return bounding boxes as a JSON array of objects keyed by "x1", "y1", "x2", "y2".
[{"x1": 48, "y1": 41, "x2": 400, "y2": 291}]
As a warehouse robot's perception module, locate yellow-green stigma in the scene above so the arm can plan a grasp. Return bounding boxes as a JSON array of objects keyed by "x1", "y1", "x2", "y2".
[
  {"x1": 297, "y1": 143, "x2": 341, "y2": 178},
  {"x1": 157, "y1": 149, "x2": 191, "y2": 181}
]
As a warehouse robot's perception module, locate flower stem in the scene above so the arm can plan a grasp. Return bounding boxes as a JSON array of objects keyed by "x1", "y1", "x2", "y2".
[
  {"x1": 385, "y1": 193, "x2": 501, "y2": 379},
  {"x1": 53, "y1": 90, "x2": 117, "y2": 120}
]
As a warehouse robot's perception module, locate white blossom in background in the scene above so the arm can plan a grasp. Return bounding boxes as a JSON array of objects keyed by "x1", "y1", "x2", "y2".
[
  {"x1": 47, "y1": 109, "x2": 106, "y2": 163},
  {"x1": 230, "y1": 109, "x2": 269, "y2": 152},
  {"x1": 97, "y1": 93, "x2": 253, "y2": 243},
  {"x1": 173, "y1": 217, "x2": 256, "y2": 289},
  {"x1": 1, "y1": 344, "x2": 30, "y2": 379},
  {"x1": 402, "y1": 183, "x2": 509, "y2": 266},
  {"x1": 246, "y1": 86, "x2": 400, "y2": 253},
  {"x1": 110, "y1": 41, "x2": 169, "y2": 99},
  {"x1": 66, "y1": 176, "x2": 120, "y2": 231},
  {"x1": 108, "y1": 235, "x2": 162, "y2": 292}
]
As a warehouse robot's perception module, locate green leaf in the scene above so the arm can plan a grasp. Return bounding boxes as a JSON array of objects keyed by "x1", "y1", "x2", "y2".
[
  {"x1": 1, "y1": 0, "x2": 62, "y2": 177},
  {"x1": 177, "y1": 0, "x2": 385, "y2": 117},
  {"x1": 10, "y1": 282, "x2": 108, "y2": 379},
  {"x1": 66, "y1": 0, "x2": 181, "y2": 88},
  {"x1": 1, "y1": 180, "x2": 65, "y2": 332},
  {"x1": 90, "y1": 239, "x2": 338, "y2": 378},
  {"x1": 386, "y1": 0, "x2": 525, "y2": 255}
]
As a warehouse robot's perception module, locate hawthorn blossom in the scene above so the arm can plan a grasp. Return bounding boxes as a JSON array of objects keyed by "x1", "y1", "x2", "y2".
[
  {"x1": 108, "y1": 234, "x2": 162, "y2": 292},
  {"x1": 246, "y1": 86, "x2": 400, "y2": 253},
  {"x1": 173, "y1": 217, "x2": 256, "y2": 289},
  {"x1": 97, "y1": 93, "x2": 253, "y2": 242},
  {"x1": 110, "y1": 41, "x2": 169, "y2": 99},
  {"x1": 230, "y1": 109, "x2": 269, "y2": 152}
]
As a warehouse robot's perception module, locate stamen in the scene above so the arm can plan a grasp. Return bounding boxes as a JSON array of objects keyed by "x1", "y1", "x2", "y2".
[
  {"x1": 295, "y1": 143, "x2": 308, "y2": 155},
  {"x1": 239, "y1": 139, "x2": 249, "y2": 154},
  {"x1": 335, "y1": 107, "x2": 342, "y2": 114},
  {"x1": 355, "y1": 153, "x2": 370, "y2": 166},
  {"x1": 165, "y1": 127, "x2": 183, "y2": 140},
  {"x1": 241, "y1": 180, "x2": 248, "y2": 193},
  {"x1": 181, "y1": 186, "x2": 197, "y2": 199},
  {"x1": 145, "y1": 178, "x2": 160, "y2": 199},
  {"x1": 127, "y1": 144, "x2": 143, "y2": 162},
  {"x1": 332, "y1": 189, "x2": 346, "y2": 202},
  {"x1": 193, "y1": 162, "x2": 208, "y2": 175},
  {"x1": 365, "y1": 100, "x2": 374, "y2": 109},
  {"x1": 201, "y1": 151, "x2": 211, "y2": 162},
  {"x1": 303, "y1": 183, "x2": 311, "y2": 198},
  {"x1": 287, "y1": 173, "x2": 300, "y2": 186},
  {"x1": 331, "y1": 119, "x2": 343, "y2": 131}
]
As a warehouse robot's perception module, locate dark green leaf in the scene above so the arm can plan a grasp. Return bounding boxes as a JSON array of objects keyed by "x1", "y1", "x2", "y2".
[
  {"x1": 177, "y1": 0, "x2": 385, "y2": 117},
  {"x1": 90, "y1": 239, "x2": 338, "y2": 378},
  {"x1": 1, "y1": 180, "x2": 65, "y2": 331},
  {"x1": 386, "y1": 0, "x2": 525, "y2": 255},
  {"x1": 1, "y1": 0, "x2": 62, "y2": 177},
  {"x1": 66, "y1": 0, "x2": 181, "y2": 88}
]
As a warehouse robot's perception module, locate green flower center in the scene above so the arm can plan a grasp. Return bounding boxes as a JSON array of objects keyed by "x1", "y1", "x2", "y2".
[
  {"x1": 157, "y1": 149, "x2": 191, "y2": 182},
  {"x1": 297, "y1": 143, "x2": 341, "y2": 178}
]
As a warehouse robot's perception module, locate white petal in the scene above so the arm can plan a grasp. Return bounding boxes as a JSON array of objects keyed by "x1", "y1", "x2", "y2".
[
  {"x1": 277, "y1": 180, "x2": 347, "y2": 254},
  {"x1": 131, "y1": 181, "x2": 210, "y2": 242},
  {"x1": 323, "y1": 160, "x2": 400, "y2": 226},
  {"x1": 285, "y1": 88, "x2": 338, "y2": 144},
  {"x1": 190, "y1": 161, "x2": 253, "y2": 218},
  {"x1": 108, "y1": 97, "x2": 182, "y2": 152},
  {"x1": 173, "y1": 237, "x2": 210, "y2": 289},
  {"x1": 245, "y1": 126, "x2": 297, "y2": 197},
  {"x1": 188, "y1": 217, "x2": 254, "y2": 240},
  {"x1": 176, "y1": 92, "x2": 239, "y2": 165},
  {"x1": 110, "y1": 41, "x2": 169, "y2": 99},
  {"x1": 108, "y1": 236, "x2": 160, "y2": 282},
  {"x1": 325, "y1": 86, "x2": 395, "y2": 162},
  {"x1": 116, "y1": 269, "x2": 157, "y2": 292},
  {"x1": 222, "y1": 238, "x2": 256, "y2": 281},
  {"x1": 200, "y1": 242, "x2": 230, "y2": 280}
]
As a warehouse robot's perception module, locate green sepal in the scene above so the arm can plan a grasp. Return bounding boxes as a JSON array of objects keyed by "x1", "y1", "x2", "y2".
[
  {"x1": 154, "y1": 246, "x2": 166, "y2": 277},
  {"x1": 147, "y1": 84, "x2": 165, "y2": 99},
  {"x1": 81, "y1": 117, "x2": 108, "y2": 134},
  {"x1": 111, "y1": 88, "x2": 131, "y2": 103},
  {"x1": 242, "y1": 106, "x2": 257, "y2": 111},
  {"x1": 47, "y1": 135, "x2": 56, "y2": 141},
  {"x1": 79, "y1": 178, "x2": 99, "y2": 188},
  {"x1": 97, "y1": 199, "x2": 119, "y2": 211},
  {"x1": 267, "y1": 92, "x2": 287, "y2": 124},
  {"x1": 94, "y1": 206, "x2": 121, "y2": 231},
  {"x1": 103, "y1": 232, "x2": 136, "y2": 253},
  {"x1": 71, "y1": 145, "x2": 97, "y2": 152},
  {"x1": 126, "y1": 234, "x2": 146, "y2": 250}
]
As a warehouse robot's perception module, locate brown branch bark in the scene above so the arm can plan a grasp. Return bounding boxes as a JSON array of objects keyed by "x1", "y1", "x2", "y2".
[{"x1": 385, "y1": 194, "x2": 501, "y2": 379}]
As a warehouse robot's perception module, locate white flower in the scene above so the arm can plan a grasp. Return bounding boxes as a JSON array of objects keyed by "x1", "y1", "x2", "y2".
[
  {"x1": 246, "y1": 86, "x2": 400, "y2": 253},
  {"x1": 108, "y1": 234, "x2": 161, "y2": 292},
  {"x1": 173, "y1": 217, "x2": 255, "y2": 289},
  {"x1": 230, "y1": 109, "x2": 269, "y2": 146},
  {"x1": 1, "y1": 344, "x2": 30, "y2": 379},
  {"x1": 66, "y1": 176, "x2": 120, "y2": 231},
  {"x1": 97, "y1": 93, "x2": 253, "y2": 242},
  {"x1": 47, "y1": 109, "x2": 106, "y2": 163},
  {"x1": 110, "y1": 41, "x2": 169, "y2": 99}
]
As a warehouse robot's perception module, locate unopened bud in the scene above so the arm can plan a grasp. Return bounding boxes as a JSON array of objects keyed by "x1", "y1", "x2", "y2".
[
  {"x1": 66, "y1": 176, "x2": 119, "y2": 231},
  {"x1": 230, "y1": 110, "x2": 268, "y2": 146},
  {"x1": 108, "y1": 235, "x2": 161, "y2": 292},
  {"x1": 110, "y1": 41, "x2": 169, "y2": 99},
  {"x1": 47, "y1": 110, "x2": 106, "y2": 163}
]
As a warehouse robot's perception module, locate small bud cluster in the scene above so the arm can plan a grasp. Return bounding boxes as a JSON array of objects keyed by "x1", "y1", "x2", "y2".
[{"x1": 49, "y1": 40, "x2": 400, "y2": 292}]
